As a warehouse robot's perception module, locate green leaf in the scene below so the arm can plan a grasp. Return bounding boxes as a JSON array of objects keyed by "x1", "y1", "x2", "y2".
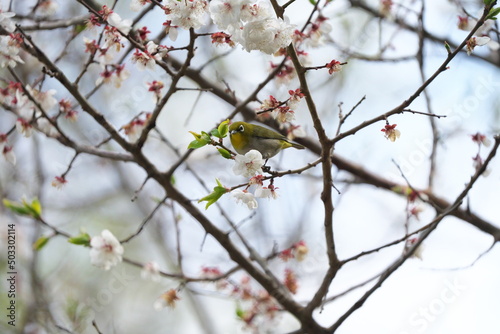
[
  {"x1": 217, "y1": 148, "x2": 232, "y2": 159},
  {"x1": 189, "y1": 131, "x2": 202, "y2": 140},
  {"x1": 198, "y1": 179, "x2": 228, "y2": 209},
  {"x1": 486, "y1": 7, "x2": 500, "y2": 20},
  {"x1": 236, "y1": 307, "x2": 245, "y2": 319},
  {"x1": 74, "y1": 24, "x2": 87, "y2": 35},
  {"x1": 33, "y1": 235, "x2": 51, "y2": 251},
  {"x1": 188, "y1": 139, "x2": 208, "y2": 149},
  {"x1": 28, "y1": 198, "x2": 42, "y2": 219},
  {"x1": 68, "y1": 232, "x2": 91, "y2": 246},
  {"x1": 3, "y1": 197, "x2": 42, "y2": 219},
  {"x1": 188, "y1": 131, "x2": 212, "y2": 149},
  {"x1": 484, "y1": 0, "x2": 496, "y2": 6},
  {"x1": 444, "y1": 41, "x2": 451, "y2": 54},
  {"x1": 210, "y1": 128, "x2": 221, "y2": 138},
  {"x1": 217, "y1": 119, "x2": 230, "y2": 138},
  {"x1": 188, "y1": 131, "x2": 211, "y2": 149},
  {"x1": 3, "y1": 199, "x2": 33, "y2": 216}
]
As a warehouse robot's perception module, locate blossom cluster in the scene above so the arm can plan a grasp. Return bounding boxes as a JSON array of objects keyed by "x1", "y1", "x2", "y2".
[
  {"x1": 256, "y1": 89, "x2": 306, "y2": 139},
  {"x1": 231, "y1": 150, "x2": 281, "y2": 209},
  {"x1": 122, "y1": 112, "x2": 152, "y2": 142},
  {"x1": 89, "y1": 229, "x2": 124, "y2": 270},
  {"x1": 457, "y1": 12, "x2": 499, "y2": 55},
  {"x1": 470, "y1": 132, "x2": 491, "y2": 174},
  {"x1": 209, "y1": 0, "x2": 294, "y2": 54},
  {"x1": 198, "y1": 250, "x2": 307, "y2": 329}
]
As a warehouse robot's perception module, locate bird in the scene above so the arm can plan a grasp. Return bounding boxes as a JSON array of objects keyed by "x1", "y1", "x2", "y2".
[{"x1": 229, "y1": 121, "x2": 305, "y2": 159}]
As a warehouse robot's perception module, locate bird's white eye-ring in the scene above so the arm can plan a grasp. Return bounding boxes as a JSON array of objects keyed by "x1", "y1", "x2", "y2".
[{"x1": 238, "y1": 125, "x2": 244, "y2": 132}]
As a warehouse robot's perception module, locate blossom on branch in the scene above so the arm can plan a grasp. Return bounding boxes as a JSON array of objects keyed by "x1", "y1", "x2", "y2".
[
  {"x1": 232, "y1": 189, "x2": 258, "y2": 209},
  {"x1": 130, "y1": 0, "x2": 152, "y2": 12},
  {"x1": 36, "y1": 0, "x2": 59, "y2": 17},
  {"x1": 211, "y1": 32, "x2": 235, "y2": 47},
  {"x1": 379, "y1": 0, "x2": 393, "y2": 17},
  {"x1": 287, "y1": 89, "x2": 304, "y2": 110},
  {"x1": 209, "y1": 0, "x2": 251, "y2": 30},
  {"x1": 0, "y1": 34, "x2": 24, "y2": 68},
  {"x1": 284, "y1": 268, "x2": 298, "y2": 294},
  {"x1": 255, "y1": 184, "x2": 279, "y2": 199},
  {"x1": 287, "y1": 124, "x2": 306, "y2": 140},
  {"x1": 89, "y1": 229, "x2": 124, "y2": 270},
  {"x1": 232, "y1": 150, "x2": 264, "y2": 177},
  {"x1": 131, "y1": 41, "x2": 169, "y2": 70},
  {"x1": 103, "y1": 26, "x2": 128, "y2": 53},
  {"x1": 457, "y1": 16, "x2": 474, "y2": 31},
  {"x1": 270, "y1": 60, "x2": 296, "y2": 85},
  {"x1": 51, "y1": 176, "x2": 67, "y2": 189},
  {"x1": 98, "y1": 5, "x2": 113, "y2": 21},
  {"x1": 272, "y1": 106, "x2": 295, "y2": 124},
  {"x1": 381, "y1": 123, "x2": 400, "y2": 142},
  {"x1": 326, "y1": 60, "x2": 342, "y2": 74},
  {"x1": 16, "y1": 118, "x2": 32, "y2": 138},
  {"x1": 0, "y1": 9, "x2": 16, "y2": 32},
  {"x1": 163, "y1": 0, "x2": 208, "y2": 30},
  {"x1": 466, "y1": 36, "x2": 491, "y2": 55},
  {"x1": 107, "y1": 12, "x2": 133, "y2": 35},
  {"x1": 471, "y1": 132, "x2": 491, "y2": 147},
  {"x1": 122, "y1": 113, "x2": 151, "y2": 142},
  {"x1": 136, "y1": 26, "x2": 151, "y2": 41},
  {"x1": 2, "y1": 145, "x2": 16, "y2": 165},
  {"x1": 141, "y1": 261, "x2": 161, "y2": 282},
  {"x1": 242, "y1": 18, "x2": 293, "y2": 54},
  {"x1": 154, "y1": 289, "x2": 181, "y2": 310},
  {"x1": 303, "y1": 15, "x2": 332, "y2": 47},
  {"x1": 26, "y1": 85, "x2": 58, "y2": 113},
  {"x1": 209, "y1": 0, "x2": 293, "y2": 54},
  {"x1": 147, "y1": 80, "x2": 165, "y2": 102},
  {"x1": 404, "y1": 237, "x2": 424, "y2": 260}
]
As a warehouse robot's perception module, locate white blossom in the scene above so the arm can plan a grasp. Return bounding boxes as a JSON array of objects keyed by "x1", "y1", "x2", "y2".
[
  {"x1": 154, "y1": 289, "x2": 180, "y2": 310},
  {"x1": 232, "y1": 149, "x2": 264, "y2": 177},
  {"x1": 239, "y1": 1, "x2": 272, "y2": 22},
  {"x1": 141, "y1": 261, "x2": 161, "y2": 282},
  {"x1": 89, "y1": 230, "x2": 124, "y2": 270},
  {"x1": 466, "y1": 36, "x2": 491, "y2": 55},
  {"x1": 254, "y1": 185, "x2": 278, "y2": 199},
  {"x1": 272, "y1": 108, "x2": 295, "y2": 123},
  {"x1": 232, "y1": 189, "x2": 258, "y2": 209},
  {"x1": 16, "y1": 118, "x2": 33, "y2": 138},
  {"x1": 131, "y1": 41, "x2": 167, "y2": 70},
  {"x1": 36, "y1": 0, "x2": 59, "y2": 17},
  {"x1": 287, "y1": 125, "x2": 306, "y2": 140},
  {"x1": 130, "y1": 0, "x2": 150, "y2": 12},
  {"x1": 37, "y1": 117, "x2": 59, "y2": 137},
  {"x1": 2, "y1": 146, "x2": 16, "y2": 165},
  {"x1": 26, "y1": 86, "x2": 58, "y2": 112},
  {"x1": 242, "y1": 18, "x2": 293, "y2": 54},
  {"x1": 14, "y1": 89, "x2": 36, "y2": 120},
  {"x1": 51, "y1": 176, "x2": 67, "y2": 189},
  {"x1": 306, "y1": 20, "x2": 332, "y2": 47},
  {"x1": 164, "y1": 0, "x2": 208, "y2": 30},
  {"x1": 0, "y1": 10, "x2": 16, "y2": 32},
  {"x1": 209, "y1": 0, "x2": 249, "y2": 30},
  {"x1": 108, "y1": 12, "x2": 133, "y2": 35},
  {"x1": 0, "y1": 35, "x2": 24, "y2": 68}
]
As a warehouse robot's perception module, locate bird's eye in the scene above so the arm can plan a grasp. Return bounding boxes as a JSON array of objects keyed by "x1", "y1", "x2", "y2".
[{"x1": 238, "y1": 125, "x2": 244, "y2": 132}]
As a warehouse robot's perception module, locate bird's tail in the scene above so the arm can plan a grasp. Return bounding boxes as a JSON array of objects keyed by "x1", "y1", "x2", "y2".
[{"x1": 289, "y1": 142, "x2": 305, "y2": 150}]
